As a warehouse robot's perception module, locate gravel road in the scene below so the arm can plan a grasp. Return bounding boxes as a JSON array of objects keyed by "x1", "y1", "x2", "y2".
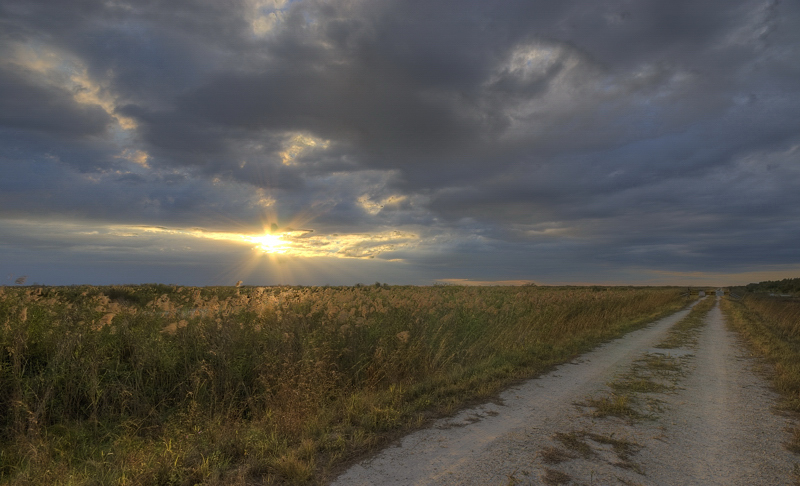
[
  {"x1": 330, "y1": 299, "x2": 799, "y2": 485},
  {"x1": 636, "y1": 301, "x2": 798, "y2": 485}
]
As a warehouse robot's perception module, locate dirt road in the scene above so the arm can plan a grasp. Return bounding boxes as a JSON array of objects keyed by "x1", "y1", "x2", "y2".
[
  {"x1": 634, "y1": 301, "x2": 797, "y2": 485},
  {"x1": 330, "y1": 299, "x2": 799, "y2": 485}
]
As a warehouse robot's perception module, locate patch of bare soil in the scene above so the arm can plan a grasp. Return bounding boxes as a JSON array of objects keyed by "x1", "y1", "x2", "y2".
[{"x1": 330, "y1": 299, "x2": 799, "y2": 485}]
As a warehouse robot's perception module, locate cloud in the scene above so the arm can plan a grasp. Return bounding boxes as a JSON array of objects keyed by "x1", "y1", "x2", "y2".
[
  {"x1": 0, "y1": 66, "x2": 111, "y2": 137},
  {"x1": 1, "y1": 0, "x2": 799, "y2": 285}
]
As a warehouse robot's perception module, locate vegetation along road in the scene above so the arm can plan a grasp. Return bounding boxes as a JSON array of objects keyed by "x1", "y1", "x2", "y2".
[{"x1": 332, "y1": 297, "x2": 799, "y2": 485}]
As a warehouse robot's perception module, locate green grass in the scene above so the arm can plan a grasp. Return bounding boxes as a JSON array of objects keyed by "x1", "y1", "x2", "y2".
[
  {"x1": 609, "y1": 376, "x2": 668, "y2": 394},
  {"x1": 0, "y1": 284, "x2": 686, "y2": 484},
  {"x1": 583, "y1": 393, "x2": 641, "y2": 419}
]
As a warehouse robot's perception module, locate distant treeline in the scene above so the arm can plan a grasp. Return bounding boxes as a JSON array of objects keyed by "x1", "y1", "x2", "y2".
[{"x1": 745, "y1": 277, "x2": 800, "y2": 295}]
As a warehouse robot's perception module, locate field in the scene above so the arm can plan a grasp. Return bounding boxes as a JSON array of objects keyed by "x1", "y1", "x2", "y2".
[{"x1": 0, "y1": 284, "x2": 686, "y2": 485}]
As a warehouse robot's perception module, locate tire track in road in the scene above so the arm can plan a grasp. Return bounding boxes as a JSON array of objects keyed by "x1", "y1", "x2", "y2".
[{"x1": 638, "y1": 301, "x2": 798, "y2": 485}]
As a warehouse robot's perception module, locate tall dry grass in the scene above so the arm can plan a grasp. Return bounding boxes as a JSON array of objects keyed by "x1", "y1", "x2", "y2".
[{"x1": 0, "y1": 284, "x2": 685, "y2": 485}]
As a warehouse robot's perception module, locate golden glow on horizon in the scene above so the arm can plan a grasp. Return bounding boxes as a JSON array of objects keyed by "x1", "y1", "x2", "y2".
[
  {"x1": 4, "y1": 218, "x2": 800, "y2": 287},
  {"x1": 133, "y1": 225, "x2": 418, "y2": 260}
]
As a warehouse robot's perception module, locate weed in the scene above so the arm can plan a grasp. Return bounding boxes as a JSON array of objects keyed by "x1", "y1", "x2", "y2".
[
  {"x1": 790, "y1": 427, "x2": 800, "y2": 455},
  {"x1": 584, "y1": 432, "x2": 640, "y2": 462},
  {"x1": 552, "y1": 429, "x2": 642, "y2": 477},
  {"x1": 505, "y1": 467, "x2": 529, "y2": 485},
  {"x1": 542, "y1": 467, "x2": 572, "y2": 485},
  {"x1": 554, "y1": 431, "x2": 594, "y2": 458},
  {"x1": 609, "y1": 377, "x2": 668, "y2": 394},
  {"x1": 583, "y1": 393, "x2": 641, "y2": 420},
  {"x1": 538, "y1": 446, "x2": 576, "y2": 465},
  {"x1": 617, "y1": 477, "x2": 646, "y2": 486},
  {"x1": 642, "y1": 355, "x2": 683, "y2": 373}
]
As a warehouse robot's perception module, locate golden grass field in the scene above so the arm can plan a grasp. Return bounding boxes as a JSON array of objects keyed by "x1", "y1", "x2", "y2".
[{"x1": 1, "y1": 284, "x2": 691, "y2": 484}]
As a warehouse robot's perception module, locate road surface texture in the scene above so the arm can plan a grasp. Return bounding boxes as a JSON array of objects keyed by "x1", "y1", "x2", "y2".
[{"x1": 330, "y1": 298, "x2": 799, "y2": 485}]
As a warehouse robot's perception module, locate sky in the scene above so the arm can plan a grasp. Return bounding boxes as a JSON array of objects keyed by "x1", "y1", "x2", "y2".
[{"x1": 1, "y1": 0, "x2": 799, "y2": 287}]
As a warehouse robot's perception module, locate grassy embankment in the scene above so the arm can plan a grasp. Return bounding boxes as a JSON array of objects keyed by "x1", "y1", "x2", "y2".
[
  {"x1": 0, "y1": 285, "x2": 685, "y2": 485},
  {"x1": 721, "y1": 292, "x2": 800, "y2": 453}
]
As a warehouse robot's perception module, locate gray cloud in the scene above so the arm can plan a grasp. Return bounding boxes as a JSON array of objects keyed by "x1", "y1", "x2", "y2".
[
  {"x1": 0, "y1": 71, "x2": 110, "y2": 137},
  {"x1": 1, "y1": 0, "x2": 799, "y2": 285}
]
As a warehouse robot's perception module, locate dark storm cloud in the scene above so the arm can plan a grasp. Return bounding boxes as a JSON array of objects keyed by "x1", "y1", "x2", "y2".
[
  {"x1": 1, "y1": 0, "x2": 799, "y2": 284},
  {"x1": 0, "y1": 69, "x2": 111, "y2": 137}
]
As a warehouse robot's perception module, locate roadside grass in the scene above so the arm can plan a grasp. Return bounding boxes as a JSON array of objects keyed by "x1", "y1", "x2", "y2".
[
  {"x1": 720, "y1": 293, "x2": 800, "y2": 456},
  {"x1": 0, "y1": 284, "x2": 685, "y2": 484}
]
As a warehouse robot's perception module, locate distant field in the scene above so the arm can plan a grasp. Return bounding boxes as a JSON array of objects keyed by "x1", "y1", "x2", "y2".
[{"x1": 0, "y1": 284, "x2": 686, "y2": 485}]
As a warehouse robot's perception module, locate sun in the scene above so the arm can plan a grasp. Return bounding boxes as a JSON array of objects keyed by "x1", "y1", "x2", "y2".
[{"x1": 248, "y1": 233, "x2": 288, "y2": 253}]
